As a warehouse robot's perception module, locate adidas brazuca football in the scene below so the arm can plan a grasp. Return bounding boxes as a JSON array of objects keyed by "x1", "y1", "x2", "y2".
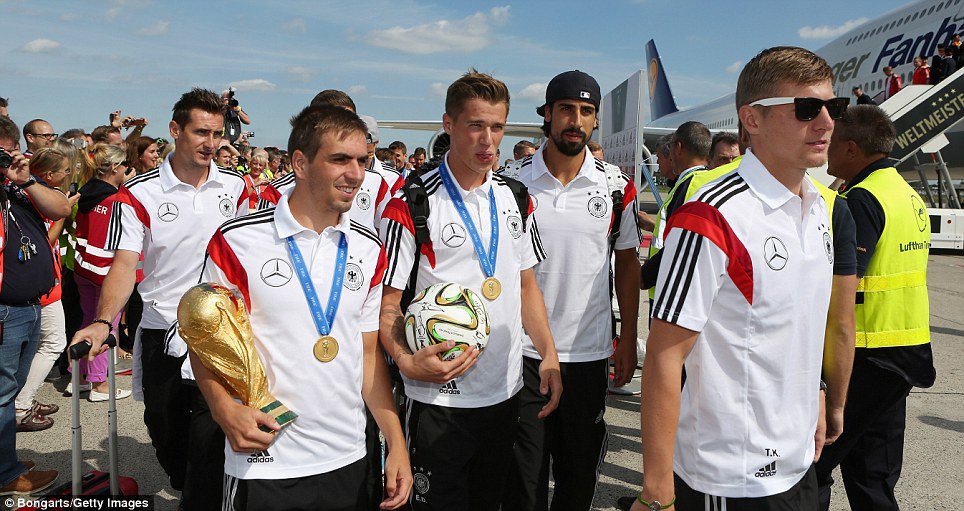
[{"x1": 404, "y1": 283, "x2": 490, "y2": 361}]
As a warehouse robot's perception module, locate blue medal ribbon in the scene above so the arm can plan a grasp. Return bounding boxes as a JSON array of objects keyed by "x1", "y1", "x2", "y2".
[
  {"x1": 439, "y1": 161, "x2": 499, "y2": 278},
  {"x1": 286, "y1": 233, "x2": 347, "y2": 337}
]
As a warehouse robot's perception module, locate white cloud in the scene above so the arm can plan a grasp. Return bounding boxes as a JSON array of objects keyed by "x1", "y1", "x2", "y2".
[
  {"x1": 489, "y1": 6, "x2": 510, "y2": 24},
  {"x1": 286, "y1": 66, "x2": 316, "y2": 82},
  {"x1": 516, "y1": 83, "x2": 547, "y2": 102},
  {"x1": 136, "y1": 20, "x2": 169, "y2": 36},
  {"x1": 725, "y1": 61, "x2": 743, "y2": 74},
  {"x1": 20, "y1": 39, "x2": 61, "y2": 54},
  {"x1": 430, "y1": 82, "x2": 448, "y2": 98},
  {"x1": 347, "y1": 85, "x2": 367, "y2": 95},
  {"x1": 798, "y1": 18, "x2": 868, "y2": 39},
  {"x1": 282, "y1": 18, "x2": 307, "y2": 33},
  {"x1": 105, "y1": 0, "x2": 150, "y2": 21},
  {"x1": 367, "y1": 6, "x2": 510, "y2": 54},
  {"x1": 228, "y1": 79, "x2": 278, "y2": 92}
]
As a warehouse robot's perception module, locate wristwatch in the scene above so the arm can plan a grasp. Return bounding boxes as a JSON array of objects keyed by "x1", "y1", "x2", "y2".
[{"x1": 18, "y1": 177, "x2": 37, "y2": 188}]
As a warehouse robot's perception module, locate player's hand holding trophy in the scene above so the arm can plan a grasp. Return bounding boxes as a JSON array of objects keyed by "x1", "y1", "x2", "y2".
[{"x1": 178, "y1": 283, "x2": 297, "y2": 432}]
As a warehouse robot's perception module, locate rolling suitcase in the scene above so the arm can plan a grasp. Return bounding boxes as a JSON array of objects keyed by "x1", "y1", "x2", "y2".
[{"x1": 21, "y1": 335, "x2": 140, "y2": 509}]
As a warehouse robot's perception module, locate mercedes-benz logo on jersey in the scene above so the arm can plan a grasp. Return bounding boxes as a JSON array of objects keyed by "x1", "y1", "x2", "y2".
[
  {"x1": 441, "y1": 223, "x2": 467, "y2": 248},
  {"x1": 823, "y1": 231, "x2": 834, "y2": 265},
  {"x1": 260, "y1": 259, "x2": 293, "y2": 287},
  {"x1": 219, "y1": 196, "x2": 235, "y2": 218},
  {"x1": 506, "y1": 215, "x2": 523, "y2": 239},
  {"x1": 356, "y1": 191, "x2": 372, "y2": 210},
  {"x1": 158, "y1": 202, "x2": 179, "y2": 222},
  {"x1": 588, "y1": 196, "x2": 608, "y2": 218},
  {"x1": 912, "y1": 195, "x2": 928, "y2": 232},
  {"x1": 344, "y1": 263, "x2": 364, "y2": 291},
  {"x1": 764, "y1": 237, "x2": 788, "y2": 271}
]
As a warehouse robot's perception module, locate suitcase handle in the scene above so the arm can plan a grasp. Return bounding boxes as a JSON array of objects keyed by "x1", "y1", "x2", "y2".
[{"x1": 69, "y1": 335, "x2": 117, "y2": 360}]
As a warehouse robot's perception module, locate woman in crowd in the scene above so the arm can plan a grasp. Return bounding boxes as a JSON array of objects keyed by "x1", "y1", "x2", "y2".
[
  {"x1": 244, "y1": 150, "x2": 270, "y2": 209},
  {"x1": 13, "y1": 145, "x2": 80, "y2": 431},
  {"x1": 127, "y1": 136, "x2": 161, "y2": 175},
  {"x1": 69, "y1": 144, "x2": 137, "y2": 402}
]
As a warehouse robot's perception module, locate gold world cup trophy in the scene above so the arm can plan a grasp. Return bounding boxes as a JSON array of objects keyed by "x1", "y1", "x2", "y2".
[{"x1": 177, "y1": 283, "x2": 296, "y2": 432}]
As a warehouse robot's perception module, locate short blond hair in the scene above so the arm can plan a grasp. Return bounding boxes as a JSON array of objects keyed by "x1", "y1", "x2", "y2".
[
  {"x1": 445, "y1": 69, "x2": 510, "y2": 119},
  {"x1": 736, "y1": 47, "x2": 833, "y2": 108}
]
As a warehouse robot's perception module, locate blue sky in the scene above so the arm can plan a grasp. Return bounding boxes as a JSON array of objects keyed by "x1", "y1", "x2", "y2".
[{"x1": 0, "y1": 0, "x2": 910, "y2": 152}]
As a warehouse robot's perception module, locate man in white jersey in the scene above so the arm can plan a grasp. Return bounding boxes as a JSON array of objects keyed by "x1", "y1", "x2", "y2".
[
  {"x1": 72, "y1": 88, "x2": 250, "y2": 509},
  {"x1": 192, "y1": 104, "x2": 411, "y2": 510},
  {"x1": 379, "y1": 70, "x2": 563, "y2": 511},
  {"x1": 631, "y1": 46, "x2": 842, "y2": 510},
  {"x1": 501, "y1": 70, "x2": 641, "y2": 511}
]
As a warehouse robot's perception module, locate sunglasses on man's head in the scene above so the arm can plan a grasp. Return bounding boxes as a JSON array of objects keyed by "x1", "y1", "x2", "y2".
[{"x1": 748, "y1": 97, "x2": 850, "y2": 121}]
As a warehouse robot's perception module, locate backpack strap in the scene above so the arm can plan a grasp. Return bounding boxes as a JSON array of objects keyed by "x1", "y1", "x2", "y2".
[
  {"x1": 498, "y1": 175, "x2": 530, "y2": 232},
  {"x1": 602, "y1": 162, "x2": 626, "y2": 252},
  {"x1": 400, "y1": 174, "x2": 430, "y2": 309}
]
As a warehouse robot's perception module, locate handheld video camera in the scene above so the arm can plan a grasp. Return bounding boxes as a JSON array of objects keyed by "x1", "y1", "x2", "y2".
[{"x1": 227, "y1": 87, "x2": 239, "y2": 108}]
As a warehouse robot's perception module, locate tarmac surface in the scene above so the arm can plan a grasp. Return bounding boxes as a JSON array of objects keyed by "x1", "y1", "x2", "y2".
[{"x1": 7, "y1": 252, "x2": 964, "y2": 510}]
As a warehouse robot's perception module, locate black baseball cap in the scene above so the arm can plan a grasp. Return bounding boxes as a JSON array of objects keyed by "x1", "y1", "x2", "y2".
[{"x1": 536, "y1": 70, "x2": 601, "y2": 116}]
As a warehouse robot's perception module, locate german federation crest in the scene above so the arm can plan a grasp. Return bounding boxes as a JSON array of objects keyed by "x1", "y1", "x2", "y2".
[
  {"x1": 823, "y1": 231, "x2": 834, "y2": 264},
  {"x1": 219, "y1": 195, "x2": 236, "y2": 218},
  {"x1": 356, "y1": 192, "x2": 372, "y2": 210},
  {"x1": 588, "y1": 196, "x2": 608, "y2": 218},
  {"x1": 506, "y1": 215, "x2": 523, "y2": 239},
  {"x1": 344, "y1": 263, "x2": 364, "y2": 291}
]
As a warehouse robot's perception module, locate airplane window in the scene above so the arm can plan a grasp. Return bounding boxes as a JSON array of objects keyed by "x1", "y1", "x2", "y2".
[
  {"x1": 912, "y1": 12, "x2": 918, "y2": 20},
  {"x1": 896, "y1": 18, "x2": 903, "y2": 27},
  {"x1": 889, "y1": 22, "x2": 895, "y2": 30},
  {"x1": 928, "y1": 6, "x2": 935, "y2": 14},
  {"x1": 878, "y1": 79, "x2": 884, "y2": 89}
]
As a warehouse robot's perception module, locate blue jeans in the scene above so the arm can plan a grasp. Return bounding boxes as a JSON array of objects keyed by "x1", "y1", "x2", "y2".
[{"x1": 0, "y1": 303, "x2": 41, "y2": 486}]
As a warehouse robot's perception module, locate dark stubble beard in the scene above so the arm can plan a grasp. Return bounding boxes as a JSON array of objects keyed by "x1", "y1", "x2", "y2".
[{"x1": 551, "y1": 128, "x2": 588, "y2": 157}]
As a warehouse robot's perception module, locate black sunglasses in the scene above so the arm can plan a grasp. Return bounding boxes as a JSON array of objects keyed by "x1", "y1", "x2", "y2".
[{"x1": 749, "y1": 97, "x2": 850, "y2": 121}]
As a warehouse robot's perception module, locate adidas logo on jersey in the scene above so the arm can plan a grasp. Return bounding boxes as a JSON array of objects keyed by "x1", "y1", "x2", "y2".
[
  {"x1": 247, "y1": 449, "x2": 274, "y2": 463},
  {"x1": 754, "y1": 461, "x2": 777, "y2": 478},
  {"x1": 439, "y1": 380, "x2": 461, "y2": 395}
]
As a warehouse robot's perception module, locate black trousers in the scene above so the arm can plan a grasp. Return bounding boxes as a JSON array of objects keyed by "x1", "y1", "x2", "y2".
[
  {"x1": 676, "y1": 465, "x2": 818, "y2": 511},
  {"x1": 140, "y1": 328, "x2": 225, "y2": 509},
  {"x1": 815, "y1": 353, "x2": 912, "y2": 511},
  {"x1": 406, "y1": 394, "x2": 520, "y2": 511},
  {"x1": 504, "y1": 357, "x2": 609, "y2": 511},
  {"x1": 224, "y1": 456, "x2": 369, "y2": 511}
]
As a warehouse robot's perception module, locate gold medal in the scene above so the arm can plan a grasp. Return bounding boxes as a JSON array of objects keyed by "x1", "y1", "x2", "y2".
[
  {"x1": 313, "y1": 336, "x2": 339, "y2": 362},
  {"x1": 481, "y1": 277, "x2": 502, "y2": 300}
]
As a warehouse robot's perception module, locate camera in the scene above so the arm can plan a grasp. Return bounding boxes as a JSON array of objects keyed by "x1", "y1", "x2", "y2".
[
  {"x1": 242, "y1": 131, "x2": 255, "y2": 138},
  {"x1": 71, "y1": 138, "x2": 87, "y2": 149},
  {"x1": 227, "y1": 87, "x2": 239, "y2": 108},
  {"x1": 0, "y1": 147, "x2": 13, "y2": 169}
]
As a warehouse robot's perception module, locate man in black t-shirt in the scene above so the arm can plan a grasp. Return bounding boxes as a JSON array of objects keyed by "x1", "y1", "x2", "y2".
[{"x1": 0, "y1": 116, "x2": 68, "y2": 496}]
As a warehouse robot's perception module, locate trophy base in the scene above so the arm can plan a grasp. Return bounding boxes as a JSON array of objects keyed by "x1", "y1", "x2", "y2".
[{"x1": 259, "y1": 400, "x2": 297, "y2": 433}]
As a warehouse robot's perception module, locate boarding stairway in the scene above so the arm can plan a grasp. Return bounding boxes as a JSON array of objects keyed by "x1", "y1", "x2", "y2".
[{"x1": 879, "y1": 66, "x2": 964, "y2": 250}]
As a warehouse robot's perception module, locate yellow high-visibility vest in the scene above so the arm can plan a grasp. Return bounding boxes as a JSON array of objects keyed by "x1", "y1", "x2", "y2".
[{"x1": 842, "y1": 167, "x2": 931, "y2": 348}]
